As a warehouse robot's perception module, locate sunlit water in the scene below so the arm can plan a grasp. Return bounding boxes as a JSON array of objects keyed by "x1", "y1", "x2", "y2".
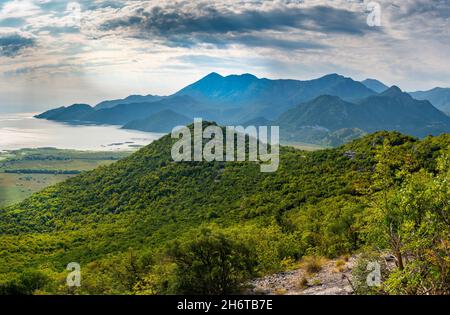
[{"x1": 0, "y1": 113, "x2": 164, "y2": 151}]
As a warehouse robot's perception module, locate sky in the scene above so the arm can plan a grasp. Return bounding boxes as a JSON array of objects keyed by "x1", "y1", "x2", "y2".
[{"x1": 0, "y1": 0, "x2": 449, "y2": 113}]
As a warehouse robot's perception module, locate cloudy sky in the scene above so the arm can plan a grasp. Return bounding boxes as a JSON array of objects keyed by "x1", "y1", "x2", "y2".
[{"x1": 0, "y1": 0, "x2": 449, "y2": 112}]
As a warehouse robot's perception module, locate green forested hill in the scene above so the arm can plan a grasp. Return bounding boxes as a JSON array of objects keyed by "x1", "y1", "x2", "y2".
[{"x1": 0, "y1": 128, "x2": 448, "y2": 295}]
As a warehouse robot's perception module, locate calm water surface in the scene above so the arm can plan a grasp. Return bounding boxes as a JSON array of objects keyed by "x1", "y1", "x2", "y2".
[{"x1": 0, "y1": 113, "x2": 164, "y2": 151}]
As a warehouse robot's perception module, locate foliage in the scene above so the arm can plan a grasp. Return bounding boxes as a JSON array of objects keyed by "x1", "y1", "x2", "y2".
[
  {"x1": 0, "y1": 131, "x2": 448, "y2": 295},
  {"x1": 0, "y1": 270, "x2": 51, "y2": 295},
  {"x1": 352, "y1": 252, "x2": 388, "y2": 295},
  {"x1": 165, "y1": 229, "x2": 256, "y2": 295},
  {"x1": 363, "y1": 141, "x2": 450, "y2": 294}
]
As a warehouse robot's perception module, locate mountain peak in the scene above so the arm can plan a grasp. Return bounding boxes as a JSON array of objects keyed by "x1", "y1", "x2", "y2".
[
  {"x1": 224, "y1": 73, "x2": 259, "y2": 82},
  {"x1": 68, "y1": 103, "x2": 92, "y2": 109},
  {"x1": 319, "y1": 73, "x2": 344, "y2": 80},
  {"x1": 361, "y1": 79, "x2": 389, "y2": 93},
  {"x1": 238, "y1": 73, "x2": 257, "y2": 79},
  {"x1": 203, "y1": 72, "x2": 223, "y2": 79},
  {"x1": 381, "y1": 85, "x2": 404, "y2": 97}
]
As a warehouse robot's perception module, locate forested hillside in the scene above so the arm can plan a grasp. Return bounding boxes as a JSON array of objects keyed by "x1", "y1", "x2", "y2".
[{"x1": 0, "y1": 126, "x2": 448, "y2": 295}]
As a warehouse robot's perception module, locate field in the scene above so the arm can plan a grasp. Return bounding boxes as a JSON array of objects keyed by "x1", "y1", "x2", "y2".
[
  {"x1": 282, "y1": 141, "x2": 326, "y2": 151},
  {"x1": 0, "y1": 148, "x2": 131, "y2": 207}
]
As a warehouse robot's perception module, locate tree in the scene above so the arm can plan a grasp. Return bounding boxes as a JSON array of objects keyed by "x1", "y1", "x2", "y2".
[
  {"x1": 366, "y1": 144, "x2": 450, "y2": 294},
  {"x1": 166, "y1": 229, "x2": 256, "y2": 295}
]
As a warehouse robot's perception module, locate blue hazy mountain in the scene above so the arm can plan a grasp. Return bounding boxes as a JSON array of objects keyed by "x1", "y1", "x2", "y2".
[
  {"x1": 36, "y1": 73, "x2": 450, "y2": 146},
  {"x1": 37, "y1": 72, "x2": 377, "y2": 125},
  {"x1": 410, "y1": 87, "x2": 450, "y2": 115},
  {"x1": 35, "y1": 104, "x2": 94, "y2": 121},
  {"x1": 175, "y1": 72, "x2": 376, "y2": 120},
  {"x1": 122, "y1": 110, "x2": 191, "y2": 133},
  {"x1": 81, "y1": 95, "x2": 204, "y2": 125},
  {"x1": 95, "y1": 94, "x2": 164, "y2": 110},
  {"x1": 361, "y1": 79, "x2": 389, "y2": 93},
  {"x1": 277, "y1": 86, "x2": 450, "y2": 145},
  {"x1": 241, "y1": 116, "x2": 274, "y2": 127}
]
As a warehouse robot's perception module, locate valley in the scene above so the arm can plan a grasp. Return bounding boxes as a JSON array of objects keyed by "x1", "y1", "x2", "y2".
[{"x1": 0, "y1": 148, "x2": 131, "y2": 207}]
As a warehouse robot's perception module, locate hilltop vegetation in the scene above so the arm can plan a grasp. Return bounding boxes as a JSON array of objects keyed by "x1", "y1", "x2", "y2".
[{"x1": 0, "y1": 129, "x2": 448, "y2": 295}]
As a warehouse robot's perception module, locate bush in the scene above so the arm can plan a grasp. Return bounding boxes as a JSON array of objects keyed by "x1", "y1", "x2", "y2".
[
  {"x1": 302, "y1": 256, "x2": 324, "y2": 274},
  {"x1": 167, "y1": 229, "x2": 257, "y2": 294},
  {"x1": 0, "y1": 270, "x2": 50, "y2": 295}
]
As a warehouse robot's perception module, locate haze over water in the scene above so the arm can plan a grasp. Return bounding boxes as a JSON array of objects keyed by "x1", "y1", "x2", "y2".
[{"x1": 0, "y1": 113, "x2": 164, "y2": 151}]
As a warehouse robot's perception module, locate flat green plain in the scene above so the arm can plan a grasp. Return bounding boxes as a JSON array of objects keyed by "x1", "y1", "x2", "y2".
[{"x1": 0, "y1": 148, "x2": 132, "y2": 207}]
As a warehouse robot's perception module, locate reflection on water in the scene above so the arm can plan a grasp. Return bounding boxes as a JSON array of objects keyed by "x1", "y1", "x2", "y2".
[{"x1": 0, "y1": 113, "x2": 164, "y2": 151}]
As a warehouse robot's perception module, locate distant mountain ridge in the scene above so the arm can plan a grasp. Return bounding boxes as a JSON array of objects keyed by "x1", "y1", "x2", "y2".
[
  {"x1": 277, "y1": 86, "x2": 450, "y2": 146},
  {"x1": 35, "y1": 104, "x2": 94, "y2": 121},
  {"x1": 361, "y1": 79, "x2": 389, "y2": 93},
  {"x1": 95, "y1": 95, "x2": 164, "y2": 110},
  {"x1": 122, "y1": 109, "x2": 191, "y2": 133},
  {"x1": 35, "y1": 73, "x2": 450, "y2": 146},
  {"x1": 409, "y1": 87, "x2": 450, "y2": 115},
  {"x1": 174, "y1": 72, "x2": 376, "y2": 121},
  {"x1": 37, "y1": 72, "x2": 376, "y2": 125}
]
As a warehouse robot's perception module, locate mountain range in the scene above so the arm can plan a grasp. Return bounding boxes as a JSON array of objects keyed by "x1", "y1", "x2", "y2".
[
  {"x1": 275, "y1": 86, "x2": 450, "y2": 146},
  {"x1": 409, "y1": 87, "x2": 450, "y2": 115},
  {"x1": 36, "y1": 73, "x2": 450, "y2": 146}
]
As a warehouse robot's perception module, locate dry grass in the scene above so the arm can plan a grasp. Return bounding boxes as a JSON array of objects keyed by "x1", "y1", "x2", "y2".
[
  {"x1": 302, "y1": 256, "x2": 325, "y2": 274},
  {"x1": 274, "y1": 288, "x2": 287, "y2": 295},
  {"x1": 311, "y1": 279, "x2": 322, "y2": 286},
  {"x1": 335, "y1": 259, "x2": 346, "y2": 267},
  {"x1": 296, "y1": 276, "x2": 309, "y2": 290}
]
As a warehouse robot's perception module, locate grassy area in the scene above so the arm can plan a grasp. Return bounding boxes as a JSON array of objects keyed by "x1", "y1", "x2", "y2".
[
  {"x1": 0, "y1": 148, "x2": 131, "y2": 207},
  {"x1": 282, "y1": 141, "x2": 327, "y2": 151}
]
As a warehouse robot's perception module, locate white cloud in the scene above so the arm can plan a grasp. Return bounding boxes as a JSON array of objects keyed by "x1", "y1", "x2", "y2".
[
  {"x1": 0, "y1": 0, "x2": 449, "y2": 111},
  {"x1": 0, "y1": 0, "x2": 41, "y2": 19}
]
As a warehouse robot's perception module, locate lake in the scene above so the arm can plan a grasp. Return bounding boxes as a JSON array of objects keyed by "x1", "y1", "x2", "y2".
[{"x1": 0, "y1": 113, "x2": 164, "y2": 151}]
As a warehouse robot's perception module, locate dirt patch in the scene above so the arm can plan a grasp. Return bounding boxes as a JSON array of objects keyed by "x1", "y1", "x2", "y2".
[{"x1": 248, "y1": 256, "x2": 357, "y2": 295}]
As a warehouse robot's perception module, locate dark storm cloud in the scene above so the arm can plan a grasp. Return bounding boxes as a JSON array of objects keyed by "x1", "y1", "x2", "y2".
[
  {"x1": 0, "y1": 34, "x2": 35, "y2": 57},
  {"x1": 99, "y1": 5, "x2": 377, "y2": 49}
]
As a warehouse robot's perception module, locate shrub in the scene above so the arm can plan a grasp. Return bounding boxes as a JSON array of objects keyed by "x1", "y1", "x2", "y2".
[
  {"x1": 167, "y1": 229, "x2": 257, "y2": 295},
  {"x1": 302, "y1": 256, "x2": 324, "y2": 274},
  {"x1": 296, "y1": 276, "x2": 309, "y2": 290},
  {"x1": 0, "y1": 270, "x2": 50, "y2": 295}
]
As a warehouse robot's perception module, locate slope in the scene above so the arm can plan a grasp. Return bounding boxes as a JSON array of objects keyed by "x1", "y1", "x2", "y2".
[
  {"x1": 122, "y1": 110, "x2": 191, "y2": 133},
  {"x1": 277, "y1": 86, "x2": 450, "y2": 145},
  {"x1": 0, "y1": 126, "x2": 448, "y2": 294},
  {"x1": 410, "y1": 87, "x2": 450, "y2": 114}
]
